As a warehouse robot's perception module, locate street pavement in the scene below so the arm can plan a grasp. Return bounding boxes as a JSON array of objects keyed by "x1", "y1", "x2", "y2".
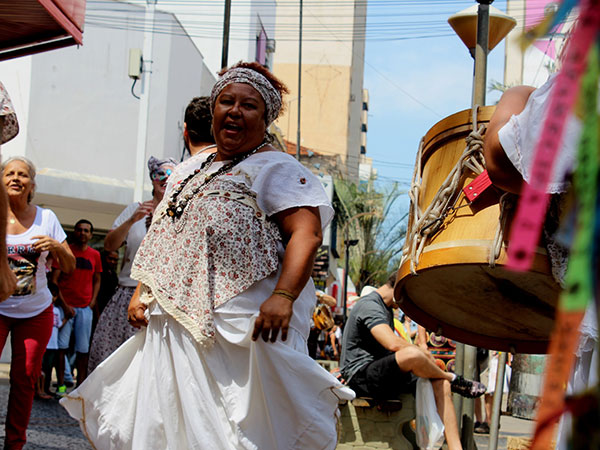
[
  {"x1": 0, "y1": 363, "x2": 535, "y2": 449},
  {"x1": 0, "y1": 364, "x2": 90, "y2": 449},
  {"x1": 472, "y1": 415, "x2": 535, "y2": 450}
]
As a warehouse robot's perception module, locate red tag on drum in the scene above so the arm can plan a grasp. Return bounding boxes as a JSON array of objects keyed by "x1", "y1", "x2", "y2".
[{"x1": 463, "y1": 170, "x2": 492, "y2": 202}]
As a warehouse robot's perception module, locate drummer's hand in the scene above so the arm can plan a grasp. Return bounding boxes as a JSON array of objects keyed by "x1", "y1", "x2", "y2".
[
  {"x1": 127, "y1": 288, "x2": 148, "y2": 328},
  {"x1": 417, "y1": 344, "x2": 436, "y2": 362},
  {"x1": 252, "y1": 294, "x2": 293, "y2": 343}
]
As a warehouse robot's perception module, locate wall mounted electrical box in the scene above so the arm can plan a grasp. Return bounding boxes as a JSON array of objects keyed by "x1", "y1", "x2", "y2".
[{"x1": 128, "y1": 48, "x2": 143, "y2": 79}]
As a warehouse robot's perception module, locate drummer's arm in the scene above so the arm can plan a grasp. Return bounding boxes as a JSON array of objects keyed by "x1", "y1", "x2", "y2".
[
  {"x1": 372, "y1": 324, "x2": 437, "y2": 364},
  {"x1": 483, "y1": 85, "x2": 536, "y2": 194}
]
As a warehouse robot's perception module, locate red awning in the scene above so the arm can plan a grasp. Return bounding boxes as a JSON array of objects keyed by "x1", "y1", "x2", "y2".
[{"x1": 0, "y1": 0, "x2": 86, "y2": 61}]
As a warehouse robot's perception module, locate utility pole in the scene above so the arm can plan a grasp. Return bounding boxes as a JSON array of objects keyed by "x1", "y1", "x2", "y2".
[
  {"x1": 221, "y1": 0, "x2": 232, "y2": 69},
  {"x1": 472, "y1": 0, "x2": 492, "y2": 107},
  {"x1": 461, "y1": 2, "x2": 492, "y2": 448},
  {"x1": 133, "y1": 0, "x2": 157, "y2": 203},
  {"x1": 342, "y1": 235, "x2": 358, "y2": 325},
  {"x1": 296, "y1": 0, "x2": 303, "y2": 160}
]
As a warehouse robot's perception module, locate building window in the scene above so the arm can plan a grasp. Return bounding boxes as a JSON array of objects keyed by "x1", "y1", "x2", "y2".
[
  {"x1": 360, "y1": 145, "x2": 366, "y2": 154},
  {"x1": 361, "y1": 123, "x2": 367, "y2": 132}
]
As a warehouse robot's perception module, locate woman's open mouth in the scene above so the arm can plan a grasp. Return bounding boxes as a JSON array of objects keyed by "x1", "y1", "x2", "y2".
[{"x1": 224, "y1": 122, "x2": 243, "y2": 134}]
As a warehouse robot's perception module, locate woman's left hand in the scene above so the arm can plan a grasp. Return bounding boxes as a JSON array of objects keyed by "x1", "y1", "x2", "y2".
[
  {"x1": 31, "y1": 235, "x2": 62, "y2": 253},
  {"x1": 252, "y1": 295, "x2": 293, "y2": 343},
  {"x1": 127, "y1": 284, "x2": 148, "y2": 329}
]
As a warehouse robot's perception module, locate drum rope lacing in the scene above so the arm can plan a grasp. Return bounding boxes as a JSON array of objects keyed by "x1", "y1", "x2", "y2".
[{"x1": 403, "y1": 106, "x2": 513, "y2": 274}]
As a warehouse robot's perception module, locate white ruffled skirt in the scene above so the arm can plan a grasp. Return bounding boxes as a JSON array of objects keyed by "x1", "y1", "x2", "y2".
[{"x1": 60, "y1": 296, "x2": 353, "y2": 450}]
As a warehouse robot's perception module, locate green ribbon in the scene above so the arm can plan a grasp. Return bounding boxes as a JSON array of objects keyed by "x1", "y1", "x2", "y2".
[{"x1": 562, "y1": 44, "x2": 599, "y2": 312}]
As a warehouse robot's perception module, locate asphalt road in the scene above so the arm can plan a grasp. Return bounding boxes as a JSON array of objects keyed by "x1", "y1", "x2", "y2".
[{"x1": 0, "y1": 379, "x2": 91, "y2": 449}]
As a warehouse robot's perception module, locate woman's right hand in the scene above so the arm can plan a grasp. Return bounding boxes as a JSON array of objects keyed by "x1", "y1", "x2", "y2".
[
  {"x1": 127, "y1": 284, "x2": 148, "y2": 328},
  {"x1": 131, "y1": 200, "x2": 155, "y2": 223}
]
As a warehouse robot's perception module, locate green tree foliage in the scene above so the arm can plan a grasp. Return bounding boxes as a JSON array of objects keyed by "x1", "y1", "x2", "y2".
[{"x1": 333, "y1": 177, "x2": 407, "y2": 293}]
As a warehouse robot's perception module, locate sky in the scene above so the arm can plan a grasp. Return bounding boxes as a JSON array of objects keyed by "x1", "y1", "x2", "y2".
[{"x1": 362, "y1": 0, "x2": 508, "y2": 207}]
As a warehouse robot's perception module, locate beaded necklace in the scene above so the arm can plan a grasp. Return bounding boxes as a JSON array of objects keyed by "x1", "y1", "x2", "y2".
[{"x1": 166, "y1": 140, "x2": 268, "y2": 220}]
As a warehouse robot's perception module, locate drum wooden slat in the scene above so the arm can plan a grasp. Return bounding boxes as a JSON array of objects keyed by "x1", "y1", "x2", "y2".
[{"x1": 396, "y1": 106, "x2": 560, "y2": 354}]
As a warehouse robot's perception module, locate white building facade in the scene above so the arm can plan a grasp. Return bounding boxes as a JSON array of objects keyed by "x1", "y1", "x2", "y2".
[
  {"x1": 0, "y1": 0, "x2": 276, "y2": 230},
  {"x1": 130, "y1": 0, "x2": 277, "y2": 74},
  {"x1": 504, "y1": 0, "x2": 572, "y2": 87}
]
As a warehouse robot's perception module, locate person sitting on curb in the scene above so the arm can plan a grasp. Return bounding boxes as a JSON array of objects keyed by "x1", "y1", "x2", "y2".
[{"x1": 340, "y1": 273, "x2": 486, "y2": 450}]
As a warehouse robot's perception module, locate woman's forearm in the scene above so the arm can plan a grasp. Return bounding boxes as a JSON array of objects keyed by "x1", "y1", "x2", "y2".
[
  {"x1": 275, "y1": 229, "x2": 322, "y2": 297},
  {"x1": 54, "y1": 241, "x2": 75, "y2": 274},
  {"x1": 104, "y1": 217, "x2": 135, "y2": 251},
  {"x1": 252, "y1": 206, "x2": 322, "y2": 342}
]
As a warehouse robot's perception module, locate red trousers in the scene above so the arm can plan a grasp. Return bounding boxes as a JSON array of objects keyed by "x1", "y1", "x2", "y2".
[{"x1": 0, "y1": 305, "x2": 53, "y2": 449}]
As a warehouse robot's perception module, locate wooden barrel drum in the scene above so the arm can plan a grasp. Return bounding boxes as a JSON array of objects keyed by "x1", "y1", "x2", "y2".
[{"x1": 395, "y1": 106, "x2": 560, "y2": 354}]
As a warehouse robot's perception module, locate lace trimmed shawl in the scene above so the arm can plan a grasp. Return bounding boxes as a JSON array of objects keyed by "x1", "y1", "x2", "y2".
[
  {"x1": 0, "y1": 82, "x2": 18, "y2": 145},
  {"x1": 131, "y1": 176, "x2": 281, "y2": 346}
]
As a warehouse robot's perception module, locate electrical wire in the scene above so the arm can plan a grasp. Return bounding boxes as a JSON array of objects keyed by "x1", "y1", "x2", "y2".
[
  {"x1": 83, "y1": 0, "x2": 574, "y2": 47},
  {"x1": 87, "y1": 0, "x2": 571, "y2": 182},
  {"x1": 85, "y1": 0, "x2": 556, "y2": 44},
  {"x1": 131, "y1": 78, "x2": 141, "y2": 99}
]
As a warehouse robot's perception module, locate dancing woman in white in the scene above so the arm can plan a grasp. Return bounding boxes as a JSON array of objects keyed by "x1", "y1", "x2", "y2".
[{"x1": 61, "y1": 61, "x2": 353, "y2": 449}]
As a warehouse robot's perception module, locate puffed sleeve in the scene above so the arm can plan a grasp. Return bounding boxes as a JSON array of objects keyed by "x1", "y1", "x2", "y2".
[
  {"x1": 497, "y1": 74, "x2": 581, "y2": 194},
  {"x1": 250, "y1": 153, "x2": 334, "y2": 229}
]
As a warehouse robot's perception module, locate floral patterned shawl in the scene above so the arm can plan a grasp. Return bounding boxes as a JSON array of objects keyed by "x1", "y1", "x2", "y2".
[{"x1": 132, "y1": 175, "x2": 281, "y2": 346}]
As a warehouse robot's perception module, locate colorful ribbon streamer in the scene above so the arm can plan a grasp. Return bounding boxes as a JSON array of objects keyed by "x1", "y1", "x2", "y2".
[
  {"x1": 530, "y1": 40, "x2": 599, "y2": 450},
  {"x1": 507, "y1": 0, "x2": 600, "y2": 272},
  {"x1": 520, "y1": 0, "x2": 578, "y2": 50}
]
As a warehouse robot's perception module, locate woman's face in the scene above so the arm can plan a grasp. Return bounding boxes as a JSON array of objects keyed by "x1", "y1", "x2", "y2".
[
  {"x1": 3, "y1": 160, "x2": 34, "y2": 202},
  {"x1": 212, "y1": 83, "x2": 267, "y2": 160},
  {"x1": 151, "y1": 164, "x2": 174, "y2": 200}
]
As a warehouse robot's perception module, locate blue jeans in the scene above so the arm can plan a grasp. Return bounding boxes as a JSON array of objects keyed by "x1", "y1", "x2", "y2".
[{"x1": 58, "y1": 306, "x2": 93, "y2": 354}]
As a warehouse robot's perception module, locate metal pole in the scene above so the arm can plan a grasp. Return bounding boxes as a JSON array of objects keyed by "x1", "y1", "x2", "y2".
[
  {"x1": 342, "y1": 231, "x2": 349, "y2": 325},
  {"x1": 463, "y1": 2, "x2": 491, "y2": 448},
  {"x1": 454, "y1": 343, "x2": 465, "y2": 425},
  {"x1": 296, "y1": 0, "x2": 303, "y2": 160},
  {"x1": 488, "y1": 352, "x2": 508, "y2": 450},
  {"x1": 461, "y1": 344, "x2": 478, "y2": 450},
  {"x1": 133, "y1": 0, "x2": 156, "y2": 203},
  {"x1": 472, "y1": 0, "x2": 492, "y2": 107},
  {"x1": 221, "y1": 0, "x2": 232, "y2": 69}
]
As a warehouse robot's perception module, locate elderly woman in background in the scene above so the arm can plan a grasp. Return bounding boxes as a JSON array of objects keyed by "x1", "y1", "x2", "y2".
[
  {"x1": 62, "y1": 61, "x2": 353, "y2": 449},
  {"x1": 87, "y1": 156, "x2": 176, "y2": 373},
  {"x1": 0, "y1": 156, "x2": 74, "y2": 449}
]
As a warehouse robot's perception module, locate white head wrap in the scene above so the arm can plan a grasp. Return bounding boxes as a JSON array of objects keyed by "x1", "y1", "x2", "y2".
[
  {"x1": 210, "y1": 67, "x2": 282, "y2": 126},
  {"x1": 147, "y1": 156, "x2": 177, "y2": 180}
]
